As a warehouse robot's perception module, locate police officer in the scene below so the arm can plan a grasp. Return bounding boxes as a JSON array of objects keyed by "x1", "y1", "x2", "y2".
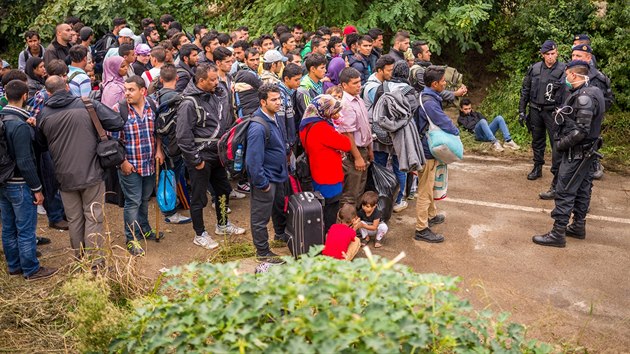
[
  {"x1": 571, "y1": 44, "x2": 614, "y2": 180},
  {"x1": 532, "y1": 60, "x2": 605, "y2": 248},
  {"x1": 572, "y1": 34, "x2": 597, "y2": 68},
  {"x1": 519, "y1": 40, "x2": 566, "y2": 196}
]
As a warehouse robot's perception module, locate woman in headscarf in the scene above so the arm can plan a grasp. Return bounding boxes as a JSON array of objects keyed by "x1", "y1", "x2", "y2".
[
  {"x1": 298, "y1": 94, "x2": 352, "y2": 232},
  {"x1": 25, "y1": 57, "x2": 47, "y2": 98},
  {"x1": 101, "y1": 56, "x2": 128, "y2": 108},
  {"x1": 322, "y1": 56, "x2": 346, "y2": 93}
]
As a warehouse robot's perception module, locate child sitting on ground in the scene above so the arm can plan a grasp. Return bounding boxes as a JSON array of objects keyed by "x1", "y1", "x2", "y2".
[
  {"x1": 322, "y1": 204, "x2": 362, "y2": 261},
  {"x1": 358, "y1": 191, "x2": 389, "y2": 248}
]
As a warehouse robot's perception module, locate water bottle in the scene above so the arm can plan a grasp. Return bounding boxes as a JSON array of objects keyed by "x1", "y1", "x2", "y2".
[{"x1": 234, "y1": 144, "x2": 244, "y2": 172}]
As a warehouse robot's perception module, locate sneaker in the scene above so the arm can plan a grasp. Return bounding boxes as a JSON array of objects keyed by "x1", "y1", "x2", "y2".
[
  {"x1": 215, "y1": 222, "x2": 246, "y2": 236},
  {"x1": 193, "y1": 231, "x2": 219, "y2": 249},
  {"x1": 126, "y1": 241, "x2": 145, "y2": 256},
  {"x1": 236, "y1": 182, "x2": 251, "y2": 193},
  {"x1": 393, "y1": 200, "x2": 408, "y2": 213},
  {"x1": 428, "y1": 214, "x2": 445, "y2": 227},
  {"x1": 144, "y1": 230, "x2": 164, "y2": 241},
  {"x1": 492, "y1": 141, "x2": 504, "y2": 152},
  {"x1": 504, "y1": 140, "x2": 520, "y2": 150},
  {"x1": 37, "y1": 205, "x2": 47, "y2": 215},
  {"x1": 8, "y1": 268, "x2": 23, "y2": 276},
  {"x1": 25, "y1": 266, "x2": 59, "y2": 281},
  {"x1": 211, "y1": 203, "x2": 232, "y2": 214},
  {"x1": 407, "y1": 191, "x2": 416, "y2": 200},
  {"x1": 414, "y1": 228, "x2": 445, "y2": 243},
  {"x1": 36, "y1": 236, "x2": 51, "y2": 245},
  {"x1": 274, "y1": 233, "x2": 289, "y2": 242},
  {"x1": 230, "y1": 190, "x2": 247, "y2": 199},
  {"x1": 256, "y1": 251, "x2": 285, "y2": 264},
  {"x1": 49, "y1": 220, "x2": 69, "y2": 230},
  {"x1": 165, "y1": 212, "x2": 192, "y2": 224}
]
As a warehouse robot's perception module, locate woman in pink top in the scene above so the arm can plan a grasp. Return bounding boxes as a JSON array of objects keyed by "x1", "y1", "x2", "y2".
[{"x1": 101, "y1": 56, "x2": 128, "y2": 108}]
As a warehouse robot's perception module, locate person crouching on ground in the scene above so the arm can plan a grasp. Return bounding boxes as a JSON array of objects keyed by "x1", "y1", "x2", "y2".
[
  {"x1": 357, "y1": 191, "x2": 388, "y2": 248},
  {"x1": 322, "y1": 203, "x2": 362, "y2": 261},
  {"x1": 457, "y1": 98, "x2": 520, "y2": 152}
]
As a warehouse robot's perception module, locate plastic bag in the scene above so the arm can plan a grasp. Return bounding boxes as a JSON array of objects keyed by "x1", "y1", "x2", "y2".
[
  {"x1": 365, "y1": 163, "x2": 400, "y2": 223},
  {"x1": 433, "y1": 162, "x2": 448, "y2": 200},
  {"x1": 157, "y1": 168, "x2": 177, "y2": 213}
]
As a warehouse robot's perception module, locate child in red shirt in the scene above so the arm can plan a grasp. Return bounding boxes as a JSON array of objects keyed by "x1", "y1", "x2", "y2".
[{"x1": 322, "y1": 204, "x2": 361, "y2": 260}]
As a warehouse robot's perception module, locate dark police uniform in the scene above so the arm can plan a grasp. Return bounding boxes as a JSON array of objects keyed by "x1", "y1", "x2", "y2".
[
  {"x1": 519, "y1": 40, "x2": 566, "y2": 181},
  {"x1": 533, "y1": 61, "x2": 605, "y2": 248}
]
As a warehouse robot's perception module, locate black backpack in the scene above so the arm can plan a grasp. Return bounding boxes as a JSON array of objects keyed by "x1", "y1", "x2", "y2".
[
  {"x1": 0, "y1": 116, "x2": 17, "y2": 184},
  {"x1": 93, "y1": 33, "x2": 117, "y2": 75},
  {"x1": 154, "y1": 90, "x2": 183, "y2": 157}
]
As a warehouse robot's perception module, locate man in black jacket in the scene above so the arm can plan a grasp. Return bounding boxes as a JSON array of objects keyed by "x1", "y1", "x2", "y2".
[
  {"x1": 0, "y1": 80, "x2": 57, "y2": 281},
  {"x1": 37, "y1": 75, "x2": 125, "y2": 263},
  {"x1": 44, "y1": 23, "x2": 73, "y2": 65},
  {"x1": 457, "y1": 98, "x2": 520, "y2": 151},
  {"x1": 175, "y1": 44, "x2": 199, "y2": 92},
  {"x1": 176, "y1": 64, "x2": 246, "y2": 250}
]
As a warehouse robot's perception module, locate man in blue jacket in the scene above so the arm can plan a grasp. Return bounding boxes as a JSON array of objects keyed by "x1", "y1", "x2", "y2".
[
  {"x1": 414, "y1": 66, "x2": 460, "y2": 243},
  {"x1": 246, "y1": 84, "x2": 289, "y2": 263}
]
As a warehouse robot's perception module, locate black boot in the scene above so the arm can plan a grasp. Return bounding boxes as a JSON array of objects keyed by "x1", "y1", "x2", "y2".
[
  {"x1": 538, "y1": 186, "x2": 556, "y2": 200},
  {"x1": 566, "y1": 219, "x2": 586, "y2": 239},
  {"x1": 527, "y1": 165, "x2": 543, "y2": 180},
  {"x1": 532, "y1": 226, "x2": 566, "y2": 248}
]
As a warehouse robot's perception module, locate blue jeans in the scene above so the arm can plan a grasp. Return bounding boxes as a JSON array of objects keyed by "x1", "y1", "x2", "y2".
[
  {"x1": 474, "y1": 116, "x2": 511, "y2": 142},
  {"x1": 373, "y1": 151, "x2": 406, "y2": 204},
  {"x1": 0, "y1": 183, "x2": 40, "y2": 276},
  {"x1": 39, "y1": 151, "x2": 65, "y2": 223},
  {"x1": 118, "y1": 172, "x2": 156, "y2": 242}
]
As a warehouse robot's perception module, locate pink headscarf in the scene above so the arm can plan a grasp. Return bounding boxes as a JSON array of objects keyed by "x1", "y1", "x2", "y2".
[{"x1": 101, "y1": 56, "x2": 126, "y2": 108}]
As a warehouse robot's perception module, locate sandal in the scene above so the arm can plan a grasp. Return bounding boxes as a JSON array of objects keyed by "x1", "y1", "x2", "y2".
[
  {"x1": 374, "y1": 241, "x2": 383, "y2": 248},
  {"x1": 361, "y1": 236, "x2": 370, "y2": 246}
]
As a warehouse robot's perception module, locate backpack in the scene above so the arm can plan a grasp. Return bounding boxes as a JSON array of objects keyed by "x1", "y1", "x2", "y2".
[
  {"x1": 117, "y1": 97, "x2": 159, "y2": 124},
  {"x1": 217, "y1": 115, "x2": 270, "y2": 177},
  {"x1": 93, "y1": 33, "x2": 117, "y2": 75},
  {"x1": 145, "y1": 70, "x2": 162, "y2": 95},
  {"x1": 154, "y1": 90, "x2": 184, "y2": 157},
  {"x1": 409, "y1": 64, "x2": 463, "y2": 92},
  {"x1": 0, "y1": 117, "x2": 17, "y2": 184}
]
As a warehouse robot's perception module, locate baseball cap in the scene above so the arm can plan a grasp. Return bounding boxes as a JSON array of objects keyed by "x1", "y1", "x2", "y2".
[
  {"x1": 119, "y1": 28, "x2": 135, "y2": 38},
  {"x1": 343, "y1": 25, "x2": 358, "y2": 36},
  {"x1": 263, "y1": 50, "x2": 288, "y2": 64},
  {"x1": 135, "y1": 43, "x2": 151, "y2": 56}
]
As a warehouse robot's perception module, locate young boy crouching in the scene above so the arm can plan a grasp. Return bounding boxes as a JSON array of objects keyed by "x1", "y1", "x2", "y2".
[{"x1": 322, "y1": 204, "x2": 362, "y2": 261}]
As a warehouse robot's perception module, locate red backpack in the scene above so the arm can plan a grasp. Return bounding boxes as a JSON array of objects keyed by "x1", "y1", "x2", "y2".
[{"x1": 217, "y1": 115, "x2": 270, "y2": 177}]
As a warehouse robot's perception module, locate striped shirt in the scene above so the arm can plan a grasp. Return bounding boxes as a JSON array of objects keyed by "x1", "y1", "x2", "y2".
[
  {"x1": 112, "y1": 100, "x2": 157, "y2": 177},
  {"x1": 68, "y1": 66, "x2": 92, "y2": 97}
]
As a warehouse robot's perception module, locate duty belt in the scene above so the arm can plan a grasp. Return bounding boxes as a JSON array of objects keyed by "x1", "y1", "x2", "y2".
[{"x1": 529, "y1": 103, "x2": 556, "y2": 112}]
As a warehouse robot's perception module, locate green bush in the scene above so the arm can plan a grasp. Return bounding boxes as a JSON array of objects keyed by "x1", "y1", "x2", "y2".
[
  {"x1": 62, "y1": 274, "x2": 128, "y2": 353},
  {"x1": 111, "y1": 250, "x2": 551, "y2": 353}
]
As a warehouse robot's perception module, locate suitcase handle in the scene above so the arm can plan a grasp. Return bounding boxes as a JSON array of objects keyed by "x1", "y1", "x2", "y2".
[{"x1": 303, "y1": 191, "x2": 315, "y2": 201}]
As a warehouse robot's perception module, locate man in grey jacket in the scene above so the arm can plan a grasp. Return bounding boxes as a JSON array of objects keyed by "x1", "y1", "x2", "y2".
[
  {"x1": 37, "y1": 75, "x2": 125, "y2": 263},
  {"x1": 176, "y1": 63, "x2": 245, "y2": 250}
]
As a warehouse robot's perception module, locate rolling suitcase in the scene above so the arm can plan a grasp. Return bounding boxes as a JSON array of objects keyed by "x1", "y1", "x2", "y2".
[{"x1": 286, "y1": 191, "x2": 324, "y2": 258}]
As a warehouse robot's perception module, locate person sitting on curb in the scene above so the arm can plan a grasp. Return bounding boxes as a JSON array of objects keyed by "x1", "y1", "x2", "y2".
[{"x1": 457, "y1": 98, "x2": 520, "y2": 152}]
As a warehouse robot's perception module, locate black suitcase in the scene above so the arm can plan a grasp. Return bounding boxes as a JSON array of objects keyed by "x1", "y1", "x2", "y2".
[{"x1": 286, "y1": 191, "x2": 324, "y2": 258}]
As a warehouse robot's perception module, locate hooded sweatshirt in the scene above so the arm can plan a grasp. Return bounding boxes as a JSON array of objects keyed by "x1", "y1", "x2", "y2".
[{"x1": 25, "y1": 57, "x2": 46, "y2": 98}]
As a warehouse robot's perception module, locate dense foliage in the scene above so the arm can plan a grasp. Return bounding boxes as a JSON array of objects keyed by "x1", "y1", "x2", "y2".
[
  {"x1": 0, "y1": 0, "x2": 628, "y2": 167},
  {"x1": 110, "y1": 250, "x2": 551, "y2": 353}
]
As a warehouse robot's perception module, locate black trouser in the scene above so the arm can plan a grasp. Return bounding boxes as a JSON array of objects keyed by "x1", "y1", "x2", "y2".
[
  {"x1": 187, "y1": 158, "x2": 232, "y2": 235},
  {"x1": 550, "y1": 154, "x2": 596, "y2": 228},
  {"x1": 250, "y1": 182, "x2": 286, "y2": 254},
  {"x1": 323, "y1": 196, "x2": 341, "y2": 235},
  {"x1": 530, "y1": 108, "x2": 561, "y2": 180}
]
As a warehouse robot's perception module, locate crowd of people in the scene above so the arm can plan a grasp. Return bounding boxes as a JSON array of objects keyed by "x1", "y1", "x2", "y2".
[{"x1": 0, "y1": 15, "x2": 611, "y2": 279}]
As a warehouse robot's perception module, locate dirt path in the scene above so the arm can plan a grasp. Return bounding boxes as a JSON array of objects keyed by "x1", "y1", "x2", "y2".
[{"x1": 31, "y1": 154, "x2": 630, "y2": 352}]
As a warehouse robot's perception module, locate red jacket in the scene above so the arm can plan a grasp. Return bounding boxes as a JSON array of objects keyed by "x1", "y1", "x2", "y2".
[{"x1": 300, "y1": 121, "x2": 351, "y2": 185}]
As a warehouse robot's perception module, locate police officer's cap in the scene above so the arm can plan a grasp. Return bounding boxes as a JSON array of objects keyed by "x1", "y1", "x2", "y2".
[
  {"x1": 574, "y1": 34, "x2": 590, "y2": 41},
  {"x1": 571, "y1": 44, "x2": 592, "y2": 53},
  {"x1": 566, "y1": 60, "x2": 590, "y2": 69},
  {"x1": 540, "y1": 40, "x2": 557, "y2": 53}
]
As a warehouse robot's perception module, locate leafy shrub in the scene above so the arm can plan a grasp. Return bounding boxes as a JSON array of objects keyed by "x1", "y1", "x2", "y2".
[
  {"x1": 62, "y1": 274, "x2": 128, "y2": 353},
  {"x1": 111, "y1": 250, "x2": 551, "y2": 353}
]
